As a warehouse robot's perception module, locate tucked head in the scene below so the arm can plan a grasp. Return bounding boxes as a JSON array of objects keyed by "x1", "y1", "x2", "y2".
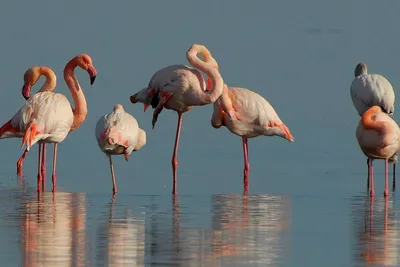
[
  {"x1": 72, "y1": 54, "x2": 97, "y2": 85},
  {"x1": 113, "y1": 104, "x2": 124, "y2": 111},
  {"x1": 354, "y1": 62, "x2": 367, "y2": 77}
]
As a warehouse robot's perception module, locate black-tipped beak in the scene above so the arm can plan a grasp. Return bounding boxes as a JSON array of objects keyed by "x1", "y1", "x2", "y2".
[
  {"x1": 90, "y1": 76, "x2": 96, "y2": 85},
  {"x1": 22, "y1": 84, "x2": 31, "y2": 100}
]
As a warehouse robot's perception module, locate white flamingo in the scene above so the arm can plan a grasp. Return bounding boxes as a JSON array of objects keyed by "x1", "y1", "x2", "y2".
[
  {"x1": 130, "y1": 44, "x2": 225, "y2": 195},
  {"x1": 95, "y1": 104, "x2": 147, "y2": 194},
  {"x1": 0, "y1": 66, "x2": 56, "y2": 177},
  {"x1": 6, "y1": 54, "x2": 97, "y2": 192}
]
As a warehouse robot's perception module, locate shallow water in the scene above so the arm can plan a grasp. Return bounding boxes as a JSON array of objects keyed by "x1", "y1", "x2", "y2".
[{"x1": 1, "y1": 0, "x2": 400, "y2": 266}]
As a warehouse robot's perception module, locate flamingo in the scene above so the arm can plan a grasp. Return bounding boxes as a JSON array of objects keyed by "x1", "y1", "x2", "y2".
[
  {"x1": 95, "y1": 104, "x2": 147, "y2": 194},
  {"x1": 199, "y1": 54, "x2": 294, "y2": 193},
  {"x1": 0, "y1": 66, "x2": 56, "y2": 177},
  {"x1": 356, "y1": 106, "x2": 400, "y2": 197},
  {"x1": 130, "y1": 44, "x2": 226, "y2": 194},
  {"x1": 5, "y1": 54, "x2": 97, "y2": 192},
  {"x1": 350, "y1": 62, "x2": 396, "y2": 189}
]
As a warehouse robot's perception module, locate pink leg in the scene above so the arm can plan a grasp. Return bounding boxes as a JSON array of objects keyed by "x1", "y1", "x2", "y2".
[
  {"x1": 51, "y1": 144, "x2": 58, "y2": 192},
  {"x1": 384, "y1": 159, "x2": 389, "y2": 197},
  {"x1": 393, "y1": 163, "x2": 396, "y2": 191},
  {"x1": 366, "y1": 158, "x2": 370, "y2": 190},
  {"x1": 17, "y1": 149, "x2": 29, "y2": 176},
  {"x1": 108, "y1": 155, "x2": 117, "y2": 194},
  {"x1": 37, "y1": 144, "x2": 43, "y2": 193},
  {"x1": 41, "y1": 144, "x2": 47, "y2": 188},
  {"x1": 242, "y1": 137, "x2": 250, "y2": 193},
  {"x1": 368, "y1": 158, "x2": 374, "y2": 197},
  {"x1": 172, "y1": 113, "x2": 183, "y2": 195}
]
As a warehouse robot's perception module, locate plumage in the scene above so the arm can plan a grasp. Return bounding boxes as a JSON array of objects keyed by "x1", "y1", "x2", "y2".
[
  {"x1": 356, "y1": 106, "x2": 400, "y2": 197},
  {"x1": 350, "y1": 62, "x2": 395, "y2": 116},
  {"x1": 129, "y1": 44, "x2": 224, "y2": 195},
  {"x1": 95, "y1": 104, "x2": 146, "y2": 194}
]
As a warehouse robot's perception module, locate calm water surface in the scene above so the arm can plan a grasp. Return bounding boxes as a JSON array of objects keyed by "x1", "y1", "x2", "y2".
[{"x1": 1, "y1": 0, "x2": 400, "y2": 266}]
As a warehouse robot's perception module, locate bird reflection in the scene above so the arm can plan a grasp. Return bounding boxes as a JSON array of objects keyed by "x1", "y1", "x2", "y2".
[
  {"x1": 96, "y1": 195, "x2": 145, "y2": 266},
  {"x1": 353, "y1": 195, "x2": 400, "y2": 266},
  {"x1": 147, "y1": 194, "x2": 290, "y2": 266},
  {"x1": 21, "y1": 192, "x2": 87, "y2": 267}
]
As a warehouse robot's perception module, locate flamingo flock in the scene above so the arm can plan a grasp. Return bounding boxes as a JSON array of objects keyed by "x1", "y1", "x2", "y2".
[{"x1": 0, "y1": 44, "x2": 398, "y2": 197}]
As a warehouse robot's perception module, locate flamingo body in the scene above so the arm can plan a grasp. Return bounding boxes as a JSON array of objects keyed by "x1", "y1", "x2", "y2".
[
  {"x1": 212, "y1": 86, "x2": 294, "y2": 140},
  {"x1": 16, "y1": 92, "x2": 74, "y2": 150},
  {"x1": 356, "y1": 106, "x2": 400, "y2": 197},
  {"x1": 95, "y1": 104, "x2": 146, "y2": 194}
]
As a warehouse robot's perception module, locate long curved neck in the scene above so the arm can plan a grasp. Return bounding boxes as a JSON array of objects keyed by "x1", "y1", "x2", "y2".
[
  {"x1": 38, "y1": 67, "x2": 57, "y2": 92},
  {"x1": 186, "y1": 45, "x2": 223, "y2": 104},
  {"x1": 64, "y1": 60, "x2": 87, "y2": 131},
  {"x1": 361, "y1": 107, "x2": 385, "y2": 134}
]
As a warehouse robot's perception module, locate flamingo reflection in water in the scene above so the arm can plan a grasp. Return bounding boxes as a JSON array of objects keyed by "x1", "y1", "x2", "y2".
[
  {"x1": 95, "y1": 196, "x2": 145, "y2": 266},
  {"x1": 353, "y1": 196, "x2": 400, "y2": 266},
  {"x1": 21, "y1": 192, "x2": 87, "y2": 266},
  {"x1": 145, "y1": 195, "x2": 290, "y2": 266}
]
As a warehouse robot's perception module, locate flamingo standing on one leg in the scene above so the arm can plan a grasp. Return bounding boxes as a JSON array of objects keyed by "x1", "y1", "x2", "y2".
[
  {"x1": 0, "y1": 66, "x2": 57, "y2": 177},
  {"x1": 95, "y1": 104, "x2": 147, "y2": 194},
  {"x1": 198, "y1": 50, "x2": 294, "y2": 193},
  {"x1": 350, "y1": 62, "x2": 396, "y2": 190},
  {"x1": 356, "y1": 106, "x2": 400, "y2": 197},
  {"x1": 7, "y1": 54, "x2": 97, "y2": 192},
  {"x1": 130, "y1": 44, "x2": 226, "y2": 195}
]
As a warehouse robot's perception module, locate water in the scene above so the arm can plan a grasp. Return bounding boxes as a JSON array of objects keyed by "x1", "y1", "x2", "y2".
[{"x1": 1, "y1": 0, "x2": 400, "y2": 266}]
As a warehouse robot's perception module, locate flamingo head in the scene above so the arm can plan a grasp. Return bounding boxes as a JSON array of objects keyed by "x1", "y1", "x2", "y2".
[
  {"x1": 22, "y1": 66, "x2": 44, "y2": 100},
  {"x1": 130, "y1": 87, "x2": 157, "y2": 112},
  {"x1": 75, "y1": 54, "x2": 97, "y2": 85}
]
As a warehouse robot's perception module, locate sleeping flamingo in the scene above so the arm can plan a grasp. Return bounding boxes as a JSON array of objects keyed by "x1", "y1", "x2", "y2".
[
  {"x1": 95, "y1": 104, "x2": 147, "y2": 194},
  {"x1": 356, "y1": 106, "x2": 400, "y2": 197},
  {"x1": 130, "y1": 44, "x2": 226, "y2": 194},
  {"x1": 350, "y1": 62, "x2": 396, "y2": 188},
  {"x1": 5, "y1": 54, "x2": 97, "y2": 192},
  {"x1": 0, "y1": 66, "x2": 56, "y2": 177}
]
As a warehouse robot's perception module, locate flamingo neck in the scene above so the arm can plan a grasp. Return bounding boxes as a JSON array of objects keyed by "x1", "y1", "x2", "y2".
[
  {"x1": 361, "y1": 107, "x2": 385, "y2": 134},
  {"x1": 38, "y1": 67, "x2": 57, "y2": 93},
  {"x1": 64, "y1": 60, "x2": 87, "y2": 131}
]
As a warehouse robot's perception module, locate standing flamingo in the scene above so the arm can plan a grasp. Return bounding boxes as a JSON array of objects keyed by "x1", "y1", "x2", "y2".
[
  {"x1": 130, "y1": 44, "x2": 225, "y2": 194},
  {"x1": 356, "y1": 106, "x2": 400, "y2": 197},
  {"x1": 95, "y1": 104, "x2": 147, "y2": 194},
  {"x1": 6, "y1": 54, "x2": 97, "y2": 192},
  {"x1": 350, "y1": 62, "x2": 396, "y2": 189},
  {"x1": 0, "y1": 66, "x2": 56, "y2": 177}
]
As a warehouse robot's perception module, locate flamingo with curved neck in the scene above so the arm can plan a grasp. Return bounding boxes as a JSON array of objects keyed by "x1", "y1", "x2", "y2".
[
  {"x1": 356, "y1": 106, "x2": 400, "y2": 197},
  {"x1": 130, "y1": 44, "x2": 224, "y2": 194},
  {"x1": 0, "y1": 66, "x2": 57, "y2": 177},
  {"x1": 9, "y1": 54, "x2": 96, "y2": 192}
]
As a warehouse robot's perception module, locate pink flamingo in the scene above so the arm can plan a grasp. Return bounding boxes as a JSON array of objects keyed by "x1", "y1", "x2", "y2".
[
  {"x1": 356, "y1": 106, "x2": 400, "y2": 197},
  {"x1": 130, "y1": 44, "x2": 226, "y2": 194},
  {"x1": 5, "y1": 54, "x2": 97, "y2": 192},
  {"x1": 202, "y1": 56, "x2": 294, "y2": 193},
  {"x1": 95, "y1": 104, "x2": 147, "y2": 194},
  {"x1": 0, "y1": 66, "x2": 56, "y2": 177}
]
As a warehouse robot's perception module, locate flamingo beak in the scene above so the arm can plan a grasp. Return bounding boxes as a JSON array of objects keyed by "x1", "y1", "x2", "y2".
[
  {"x1": 144, "y1": 104, "x2": 150, "y2": 112},
  {"x1": 87, "y1": 65, "x2": 97, "y2": 85},
  {"x1": 22, "y1": 84, "x2": 31, "y2": 100},
  {"x1": 124, "y1": 152, "x2": 129, "y2": 161},
  {"x1": 130, "y1": 94, "x2": 137, "y2": 103}
]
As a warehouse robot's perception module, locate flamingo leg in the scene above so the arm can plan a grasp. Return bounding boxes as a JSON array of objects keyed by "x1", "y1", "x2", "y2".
[
  {"x1": 41, "y1": 144, "x2": 47, "y2": 186},
  {"x1": 37, "y1": 143, "x2": 43, "y2": 193},
  {"x1": 108, "y1": 155, "x2": 117, "y2": 195},
  {"x1": 384, "y1": 159, "x2": 389, "y2": 197},
  {"x1": 366, "y1": 158, "x2": 370, "y2": 190},
  {"x1": 393, "y1": 163, "x2": 396, "y2": 191},
  {"x1": 51, "y1": 144, "x2": 58, "y2": 192},
  {"x1": 242, "y1": 137, "x2": 250, "y2": 193},
  {"x1": 172, "y1": 113, "x2": 183, "y2": 195},
  {"x1": 368, "y1": 158, "x2": 374, "y2": 197},
  {"x1": 17, "y1": 149, "x2": 29, "y2": 176}
]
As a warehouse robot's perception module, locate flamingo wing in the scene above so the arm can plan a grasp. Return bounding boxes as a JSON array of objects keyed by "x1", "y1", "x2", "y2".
[{"x1": 351, "y1": 74, "x2": 395, "y2": 116}]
